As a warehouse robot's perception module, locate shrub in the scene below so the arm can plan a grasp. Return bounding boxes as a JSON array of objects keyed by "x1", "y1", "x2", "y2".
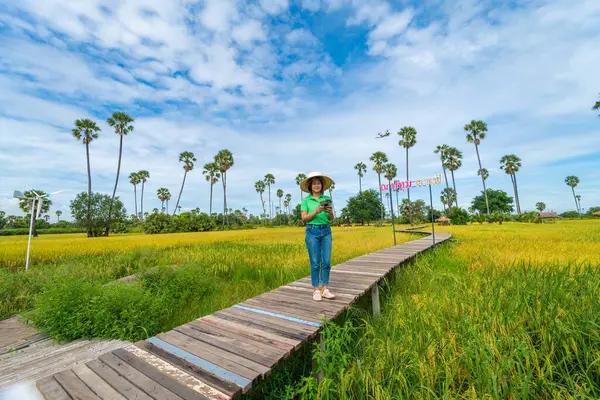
[
  {"x1": 448, "y1": 207, "x2": 469, "y2": 225},
  {"x1": 142, "y1": 212, "x2": 174, "y2": 234},
  {"x1": 0, "y1": 227, "x2": 87, "y2": 236}
]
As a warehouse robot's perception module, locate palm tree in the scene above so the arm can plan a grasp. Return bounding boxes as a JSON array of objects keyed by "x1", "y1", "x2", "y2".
[
  {"x1": 137, "y1": 170, "x2": 150, "y2": 220},
  {"x1": 55, "y1": 210, "x2": 62, "y2": 222},
  {"x1": 255, "y1": 181, "x2": 267, "y2": 218},
  {"x1": 129, "y1": 172, "x2": 141, "y2": 217},
  {"x1": 283, "y1": 200, "x2": 289, "y2": 216},
  {"x1": 445, "y1": 147, "x2": 462, "y2": 207},
  {"x1": 576, "y1": 195, "x2": 582, "y2": 213},
  {"x1": 105, "y1": 112, "x2": 134, "y2": 236},
  {"x1": 202, "y1": 162, "x2": 220, "y2": 215},
  {"x1": 165, "y1": 189, "x2": 171, "y2": 214},
  {"x1": 593, "y1": 94, "x2": 600, "y2": 116},
  {"x1": 478, "y1": 168, "x2": 489, "y2": 182},
  {"x1": 276, "y1": 189, "x2": 284, "y2": 215},
  {"x1": 499, "y1": 154, "x2": 522, "y2": 214},
  {"x1": 157, "y1": 188, "x2": 167, "y2": 212},
  {"x1": 264, "y1": 173, "x2": 275, "y2": 219},
  {"x1": 72, "y1": 118, "x2": 100, "y2": 238},
  {"x1": 465, "y1": 120, "x2": 490, "y2": 214},
  {"x1": 565, "y1": 176, "x2": 580, "y2": 214},
  {"x1": 173, "y1": 151, "x2": 196, "y2": 216},
  {"x1": 434, "y1": 144, "x2": 451, "y2": 190},
  {"x1": 215, "y1": 149, "x2": 234, "y2": 229},
  {"x1": 354, "y1": 162, "x2": 367, "y2": 193},
  {"x1": 295, "y1": 173, "x2": 306, "y2": 204},
  {"x1": 441, "y1": 187, "x2": 456, "y2": 210},
  {"x1": 285, "y1": 193, "x2": 292, "y2": 215},
  {"x1": 536, "y1": 202, "x2": 546, "y2": 212},
  {"x1": 398, "y1": 127, "x2": 417, "y2": 224},
  {"x1": 383, "y1": 163, "x2": 397, "y2": 218},
  {"x1": 370, "y1": 151, "x2": 389, "y2": 221}
]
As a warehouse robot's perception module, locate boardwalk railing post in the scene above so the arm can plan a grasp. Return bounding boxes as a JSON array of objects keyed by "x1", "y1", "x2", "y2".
[
  {"x1": 312, "y1": 333, "x2": 325, "y2": 383},
  {"x1": 371, "y1": 284, "x2": 381, "y2": 316}
]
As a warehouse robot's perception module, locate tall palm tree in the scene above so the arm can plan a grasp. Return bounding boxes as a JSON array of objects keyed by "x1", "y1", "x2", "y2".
[
  {"x1": 535, "y1": 202, "x2": 546, "y2": 212},
  {"x1": 285, "y1": 193, "x2": 292, "y2": 215},
  {"x1": 137, "y1": 170, "x2": 149, "y2": 220},
  {"x1": 255, "y1": 181, "x2": 267, "y2": 218},
  {"x1": 215, "y1": 149, "x2": 234, "y2": 229},
  {"x1": 173, "y1": 151, "x2": 196, "y2": 216},
  {"x1": 202, "y1": 162, "x2": 220, "y2": 215},
  {"x1": 499, "y1": 154, "x2": 522, "y2": 214},
  {"x1": 165, "y1": 189, "x2": 171, "y2": 214},
  {"x1": 576, "y1": 195, "x2": 582, "y2": 213},
  {"x1": 354, "y1": 162, "x2": 367, "y2": 193},
  {"x1": 283, "y1": 200, "x2": 289, "y2": 217},
  {"x1": 129, "y1": 172, "x2": 141, "y2": 217},
  {"x1": 565, "y1": 176, "x2": 580, "y2": 214},
  {"x1": 383, "y1": 163, "x2": 397, "y2": 218},
  {"x1": 370, "y1": 151, "x2": 389, "y2": 221},
  {"x1": 72, "y1": 118, "x2": 100, "y2": 238},
  {"x1": 398, "y1": 127, "x2": 417, "y2": 225},
  {"x1": 105, "y1": 112, "x2": 135, "y2": 236},
  {"x1": 264, "y1": 173, "x2": 275, "y2": 219},
  {"x1": 157, "y1": 188, "x2": 167, "y2": 212},
  {"x1": 593, "y1": 94, "x2": 600, "y2": 116},
  {"x1": 56, "y1": 210, "x2": 62, "y2": 222},
  {"x1": 276, "y1": 189, "x2": 284, "y2": 215},
  {"x1": 445, "y1": 147, "x2": 462, "y2": 207},
  {"x1": 465, "y1": 119, "x2": 490, "y2": 214},
  {"x1": 441, "y1": 187, "x2": 456, "y2": 210},
  {"x1": 295, "y1": 173, "x2": 306, "y2": 204},
  {"x1": 478, "y1": 168, "x2": 489, "y2": 182},
  {"x1": 434, "y1": 144, "x2": 451, "y2": 190}
]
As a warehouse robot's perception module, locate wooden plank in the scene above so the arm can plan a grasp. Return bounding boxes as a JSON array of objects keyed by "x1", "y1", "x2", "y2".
[
  {"x1": 135, "y1": 341, "x2": 240, "y2": 399},
  {"x1": 36, "y1": 376, "x2": 70, "y2": 400},
  {"x1": 247, "y1": 297, "x2": 341, "y2": 322},
  {"x1": 273, "y1": 287, "x2": 355, "y2": 307},
  {"x1": 113, "y1": 348, "x2": 208, "y2": 400},
  {"x1": 98, "y1": 352, "x2": 182, "y2": 400},
  {"x1": 257, "y1": 291, "x2": 344, "y2": 313},
  {"x1": 287, "y1": 281, "x2": 365, "y2": 295},
  {"x1": 158, "y1": 331, "x2": 261, "y2": 382},
  {"x1": 296, "y1": 276, "x2": 372, "y2": 290},
  {"x1": 280, "y1": 284, "x2": 357, "y2": 300},
  {"x1": 241, "y1": 299, "x2": 326, "y2": 323},
  {"x1": 173, "y1": 325, "x2": 276, "y2": 370},
  {"x1": 54, "y1": 369, "x2": 101, "y2": 400},
  {"x1": 215, "y1": 309, "x2": 315, "y2": 341},
  {"x1": 124, "y1": 345, "x2": 229, "y2": 400},
  {"x1": 72, "y1": 364, "x2": 127, "y2": 400},
  {"x1": 330, "y1": 269, "x2": 384, "y2": 277},
  {"x1": 201, "y1": 315, "x2": 299, "y2": 350},
  {"x1": 86, "y1": 359, "x2": 153, "y2": 400},
  {"x1": 185, "y1": 320, "x2": 286, "y2": 362}
]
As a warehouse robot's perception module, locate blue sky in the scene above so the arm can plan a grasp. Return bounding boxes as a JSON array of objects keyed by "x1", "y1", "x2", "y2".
[{"x1": 0, "y1": 0, "x2": 599, "y2": 219}]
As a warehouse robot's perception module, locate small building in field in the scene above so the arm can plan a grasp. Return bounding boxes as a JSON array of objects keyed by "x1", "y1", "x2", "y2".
[
  {"x1": 593, "y1": 211, "x2": 600, "y2": 218},
  {"x1": 538, "y1": 211, "x2": 559, "y2": 223},
  {"x1": 436, "y1": 215, "x2": 450, "y2": 225}
]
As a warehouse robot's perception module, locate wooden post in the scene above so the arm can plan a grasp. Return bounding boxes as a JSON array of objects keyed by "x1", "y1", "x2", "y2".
[
  {"x1": 371, "y1": 284, "x2": 380, "y2": 316},
  {"x1": 312, "y1": 333, "x2": 325, "y2": 383}
]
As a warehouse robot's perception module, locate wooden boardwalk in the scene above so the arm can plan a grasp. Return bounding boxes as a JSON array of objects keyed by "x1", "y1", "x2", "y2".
[{"x1": 33, "y1": 231, "x2": 451, "y2": 399}]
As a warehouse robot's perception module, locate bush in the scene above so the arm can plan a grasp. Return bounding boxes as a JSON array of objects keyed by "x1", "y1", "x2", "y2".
[
  {"x1": 142, "y1": 212, "x2": 174, "y2": 234},
  {"x1": 0, "y1": 227, "x2": 87, "y2": 236},
  {"x1": 448, "y1": 207, "x2": 469, "y2": 225}
]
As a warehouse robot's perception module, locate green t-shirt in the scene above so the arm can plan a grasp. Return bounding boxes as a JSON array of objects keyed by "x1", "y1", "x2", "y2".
[{"x1": 301, "y1": 194, "x2": 331, "y2": 225}]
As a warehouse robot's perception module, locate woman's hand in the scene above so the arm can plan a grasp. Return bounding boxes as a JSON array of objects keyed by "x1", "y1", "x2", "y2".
[{"x1": 315, "y1": 205, "x2": 325, "y2": 213}]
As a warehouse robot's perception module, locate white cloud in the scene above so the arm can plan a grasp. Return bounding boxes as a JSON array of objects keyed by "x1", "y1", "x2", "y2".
[
  {"x1": 368, "y1": 9, "x2": 414, "y2": 40},
  {"x1": 200, "y1": 0, "x2": 239, "y2": 32},
  {"x1": 259, "y1": 0, "x2": 289, "y2": 15},
  {"x1": 301, "y1": 0, "x2": 321, "y2": 12},
  {"x1": 232, "y1": 20, "x2": 266, "y2": 44}
]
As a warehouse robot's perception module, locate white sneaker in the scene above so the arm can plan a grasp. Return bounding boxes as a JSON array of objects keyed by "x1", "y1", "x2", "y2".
[
  {"x1": 322, "y1": 289, "x2": 336, "y2": 299},
  {"x1": 313, "y1": 290, "x2": 322, "y2": 301}
]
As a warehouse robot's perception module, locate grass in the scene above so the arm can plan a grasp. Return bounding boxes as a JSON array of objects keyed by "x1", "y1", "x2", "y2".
[
  {"x1": 280, "y1": 220, "x2": 600, "y2": 399},
  {"x1": 0, "y1": 226, "x2": 411, "y2": 340}
]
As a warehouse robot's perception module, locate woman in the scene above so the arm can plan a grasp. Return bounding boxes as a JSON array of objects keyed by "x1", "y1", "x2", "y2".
[{"x1": 300, "y1": 172, "x2": 336, "y2": 301}]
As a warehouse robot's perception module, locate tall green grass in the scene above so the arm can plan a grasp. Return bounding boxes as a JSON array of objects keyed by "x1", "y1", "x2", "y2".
[{"x1": 284, "y1": 247, "x2": 600, "y2": 399}]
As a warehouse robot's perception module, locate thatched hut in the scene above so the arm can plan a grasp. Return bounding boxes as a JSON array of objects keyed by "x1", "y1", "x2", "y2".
[
  {"x1": 593, "y1": 211, "x2": 600, "y2": 218},
  {"x1": 436, "y1": 215, "x2": 450, "y2": 226},
  {"x1": 538, "y1": 211, "x2": 559, "y2": 223}
]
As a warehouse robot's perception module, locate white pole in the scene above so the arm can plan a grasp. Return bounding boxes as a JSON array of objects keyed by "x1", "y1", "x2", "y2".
[{"x1": 25, "y1": 197, "x2": 36, "y2": 271}]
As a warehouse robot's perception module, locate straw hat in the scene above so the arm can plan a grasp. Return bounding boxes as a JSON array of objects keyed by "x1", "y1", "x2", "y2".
[{"x1": 301, "y1": 172, "x2": 333, "y2": 193}]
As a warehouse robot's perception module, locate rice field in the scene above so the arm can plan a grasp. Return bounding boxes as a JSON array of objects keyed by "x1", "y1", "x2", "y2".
[
  {"x1": 277, "y1": 220, "x2": 600, "y2": 399},
  {"x1": 0, "y1": 226, "x2": 411, "y2": 339}
]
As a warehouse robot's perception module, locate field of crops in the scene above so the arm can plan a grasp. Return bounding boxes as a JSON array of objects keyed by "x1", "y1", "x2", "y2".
[
  {"x1": 0, "y1": 226, "x2": 411, "y2": 339},
  {"x1": 278, "y1": 220, "x2": 600, "y2": 399}
]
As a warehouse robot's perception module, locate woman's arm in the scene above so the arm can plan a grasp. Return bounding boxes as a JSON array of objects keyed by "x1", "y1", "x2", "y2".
[{"x1": 302, "y1": 205, "x2": 325, "y2": 223}]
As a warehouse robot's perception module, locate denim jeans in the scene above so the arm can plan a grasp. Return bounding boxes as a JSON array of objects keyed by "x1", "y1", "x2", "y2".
[{"x1": 305, "y1": 224, "x2": 332, "y2": 288}]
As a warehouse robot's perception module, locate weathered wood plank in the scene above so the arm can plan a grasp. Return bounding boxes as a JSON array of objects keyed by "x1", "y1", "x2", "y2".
[
  {"x1": 136, "y1": 340, "x2": 240, "y2": 399},
  {"x1": 87, "y1": 359, "x2": 153, "y2": 400},
  {"x1": 36, "y1": 376, "x2": 70, "y2": 400},
  {"x1": 113, "y1": 348, "x2": 207, "y2": 400},
  {"x1": 54, "y1": 369, "x2": 101, "y2": 400},
  {"x1": 241, "y1": 299, "x2": 326, "y2": 323},
  {"x1": 124, "y1": 345, "x2": 229, "y2": 400},
  {"x1": 72, "y1": 364, "x2": 127, "y2": 400},
  {"x1": 215, "y1": 309, "x2": 315, "y2": 340},
  {"x1": 98, "y1": 352, "x2": 182, "y2": 400}
]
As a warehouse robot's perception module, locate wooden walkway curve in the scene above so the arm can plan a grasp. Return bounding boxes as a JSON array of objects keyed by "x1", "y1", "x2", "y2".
[{"x1": 33, "y1": 230, "x2": 451, "y2": 399}]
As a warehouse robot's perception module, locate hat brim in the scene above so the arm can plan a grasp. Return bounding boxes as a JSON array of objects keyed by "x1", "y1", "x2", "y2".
[{"x1": 301, "y1": 175, "x2": 333, "y2": 193}]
